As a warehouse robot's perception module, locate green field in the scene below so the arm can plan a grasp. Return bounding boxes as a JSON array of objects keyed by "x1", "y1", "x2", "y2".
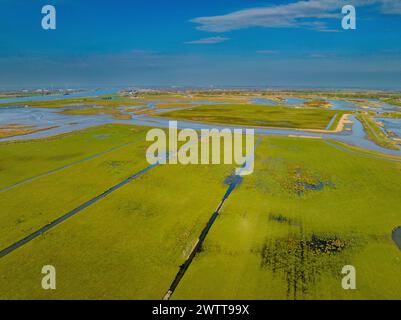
[
  {"x1": 174, "y1": 137, "x2": 401, "y2": 299},
  {"x1": 0, "y1": 124, "x2": 400, "y2": 299},
  {"x1": 383, "y1": 99, "x2": 401, "y2": 107},
  {"x1": 158, "y1": 104, "x2": 345, "y2": 130},
  {"x1": 0, "y1": 125, "x2": 234, "y2": 299},
  {"x1": 0, "y1": 124, "x2": 145, "y2": 189}
]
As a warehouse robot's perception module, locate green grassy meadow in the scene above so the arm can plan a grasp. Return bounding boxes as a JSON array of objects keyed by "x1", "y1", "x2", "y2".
[
  {"x1": 0, "y1": 124, "x2": 145, "y2": 189},
  {"x1": 0, "y1": 124, "x2": 400, "y2": 299},
  {"x1": 0, "y1": 125, "x2": 235, "y2": 299},
  {"x1": 174, "y1": 137, "x2": 401, "y2": 299},
  {"x1": 159, "y1": 104, "x2": 345, "y2": 130}
]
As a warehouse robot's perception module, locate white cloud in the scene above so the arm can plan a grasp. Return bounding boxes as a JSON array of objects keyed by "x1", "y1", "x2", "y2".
[
  {"x1": 380, "y1": 0, "x2": 401, "y2": 14},
  {"x1": 191, "y1": 0, "x2": 401, "y2": 32},
  {"x1": 185, "y1": 36, "x2": 230, "y2": 44}
]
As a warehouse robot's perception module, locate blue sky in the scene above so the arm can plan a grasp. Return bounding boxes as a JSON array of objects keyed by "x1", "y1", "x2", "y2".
[{"x1": 1, "y1": 0, "x2": 401, "y2": 89}]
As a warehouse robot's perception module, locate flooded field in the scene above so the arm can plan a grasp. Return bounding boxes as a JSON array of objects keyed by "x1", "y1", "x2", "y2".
[
  {"x1": 376, "y1": 118, "x2": 401, "y2": 139},
  {"x1": 1, "y1": 103, "x2": 401, "y2": 157}
]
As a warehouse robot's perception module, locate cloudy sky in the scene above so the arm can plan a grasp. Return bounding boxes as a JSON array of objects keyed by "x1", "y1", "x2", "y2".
[{"x1": 1, "y1": 0, "x2": 401, "y2": 89}]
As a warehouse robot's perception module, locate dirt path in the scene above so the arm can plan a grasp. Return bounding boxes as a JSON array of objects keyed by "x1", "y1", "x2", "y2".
[{"x1": 332, "y1": 114, "x2": 351, "y2": 132}]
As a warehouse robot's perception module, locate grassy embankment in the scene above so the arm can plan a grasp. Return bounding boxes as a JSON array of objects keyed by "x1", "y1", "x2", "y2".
[
  {"x1": 0, "y1": 125, "x2": 57, "y2": 139},
  {"x1": 159, "y1": 104, "x2": 346, "y2": 130},
  {"x1": 382, "y1": 112, "x2": 401, "y2": 119},
  {"x1": 0, "y1": 95, "x2": 142, "y2": 108},
  {"x1": 383, "y1": 98, "x2": 401, "y2": 107},
  {"x1": 303, "y1": 99, "x2": 332, "y2": 108},
  {"x1": 357, "y1": 114, "x2": 399, "y2": 150},
  {"x1": 60, "y1": 107, "x2": 134, "y2": 120}
]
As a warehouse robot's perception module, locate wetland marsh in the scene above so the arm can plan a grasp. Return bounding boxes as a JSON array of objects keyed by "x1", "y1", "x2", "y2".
[{"x1": 0, "y1": 90, "x2": 400, "y2": 300}]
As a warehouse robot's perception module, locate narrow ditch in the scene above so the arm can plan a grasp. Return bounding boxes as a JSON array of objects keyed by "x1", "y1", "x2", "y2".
[
  {"x1": 163, "y1": 175, "x2": 243, "y2": 300},
  {"x1": 163, "y1": 139, "x2": 260, "y2": 300},
  {"x1": 0, "y1": 162, "x2": 159, "y2": 259},
  {"x1": 325, "y1": 113, "x2": 338, "y2": 130}
]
